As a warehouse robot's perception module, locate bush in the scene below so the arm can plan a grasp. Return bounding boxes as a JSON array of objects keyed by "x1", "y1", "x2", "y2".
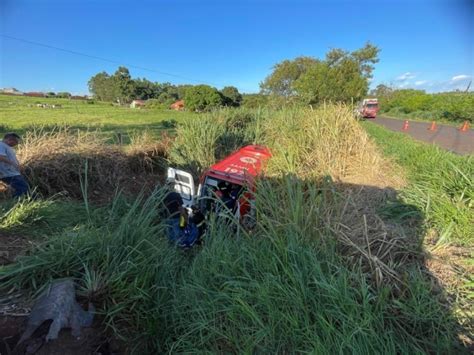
[
  {"x1": 241, "y1": 94, "x2": 269, "y2": 108},
  {"x1": 184, "y1": 85, "x2": 224, "y2": 112},
  {"x1": 379, "y1": 90, "x2": 474, "y2": 123}
]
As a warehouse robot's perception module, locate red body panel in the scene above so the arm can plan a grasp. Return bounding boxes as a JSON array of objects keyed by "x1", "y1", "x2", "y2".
[
  {"x1": 362, "y1": 108, "x2": 378, "y2": 118},
  {"x1": 199, "y1": 145, "x2": 272, "y2": 188}
]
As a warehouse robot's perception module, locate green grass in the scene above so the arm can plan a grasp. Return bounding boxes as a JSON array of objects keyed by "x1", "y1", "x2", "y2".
[
  {"x1": 0, "y1": 104, "x2": 471, "y2": 353},
  {"x1": 0, "y1": 94, "x2": 194, "y2": 141},
  {"x1": 0, "y1": 196, "x2": 93, "y2": 236},
  {"x1": 363, "y1": 122, "x2": 473, "y2": 247},
  {"x1": 0, "y1": 184, "x2": 463, "y2": 354}
]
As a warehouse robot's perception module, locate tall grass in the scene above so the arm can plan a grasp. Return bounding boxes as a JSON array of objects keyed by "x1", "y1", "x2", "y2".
[
  {"x1": 0, "y1": 185, "x2": 462, "y2": 353},
  {"x1": 169, "y1": 105, "x2": 398, "y2": 185},
  {"x1": 261, "y1": 106, "x2": 385, "y2": 181},
  {"x1": 363, "y1": 122, "x2": 474, "y2": 343},
  {"x1": 168, "y1": 114, "x2": 225, "y2": 175},
  {"x1": 363, "y1": 122, "x2": 473, "y2": 246},
  {"x1": 12, "y1": 128, "x2": 169, "y2": 199},
  {"x1": 0, "y1": 105, "x2": 468, "y2": 352},
  {"x1": 170, "y1": 106, "x2": 411, "y2": 285},
  {"x1": 0, "y1": 196, "x2": 90, "y2": 235}
]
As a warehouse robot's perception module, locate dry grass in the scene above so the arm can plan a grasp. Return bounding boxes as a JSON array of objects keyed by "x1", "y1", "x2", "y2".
[
  {"x1": 257, "y1": 106, "x2": 413, "y2": 287},
  {"x1": 8, "y1": 128, "x2": 171, "y2": 200},
  {"x1": 263, "y1": 105, "x2": 405, "y2": 188}
]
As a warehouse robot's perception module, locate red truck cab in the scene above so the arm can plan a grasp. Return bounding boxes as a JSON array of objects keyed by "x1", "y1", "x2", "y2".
[
  {"x1": 359, "y1": 98, "x2": 379, "y2": 119},
  {"x1": 167, "y1": 145, "x2": 272, "y2": 224}
]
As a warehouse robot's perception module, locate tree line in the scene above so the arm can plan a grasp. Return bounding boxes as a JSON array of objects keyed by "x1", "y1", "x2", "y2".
[
  {"x1": 88, "y1": 43, "x2": 380, "y2": 110},
  {"x1": 260, "y1": 43, "x2": 379, "y2": 105},
  {"x1": 88, "y1": 67, "x2": 242, "y2": 111}
]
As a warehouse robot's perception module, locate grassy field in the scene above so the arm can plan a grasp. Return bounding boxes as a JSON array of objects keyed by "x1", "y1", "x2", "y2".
[
  {"x1": 0, "y1": 94, "x2": 194, "y2": 141},
  {"x1": 1, "y1": 99, "x2": 473, "y2": 353}
]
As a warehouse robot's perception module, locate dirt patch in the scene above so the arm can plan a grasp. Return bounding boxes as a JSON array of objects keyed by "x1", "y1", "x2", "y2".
[
  {"x1": 0, "y1": 233, "x2": 32, "y2": 266},
  {"x1": 0, "y1": 315, "x2": 122, "y2": 355},
  {"x1": 426, "y1": 246, "x2": 474, "y2": 291},
  {"x1": 425, "y1": 244, "x2": 474, "y2": 350}
]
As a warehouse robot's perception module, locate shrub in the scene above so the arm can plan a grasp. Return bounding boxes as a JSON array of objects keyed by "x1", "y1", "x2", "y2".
[
  {"x1": 184, "y1": 85, "x2": 224, "y2": 112},
  {"x1": 379, "y1": 90, "x2": 474, "y2": 122}
]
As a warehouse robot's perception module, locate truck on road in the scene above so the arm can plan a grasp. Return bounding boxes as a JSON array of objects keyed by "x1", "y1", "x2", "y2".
[{"x1": 357, "y1": 98, "x2": 379, "y2": 119}]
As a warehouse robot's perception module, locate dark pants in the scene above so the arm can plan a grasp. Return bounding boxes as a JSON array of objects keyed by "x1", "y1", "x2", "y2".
[
  {"x1": 1, "y1": 175, "x2": 29, "y2": 198},
  {"x1": 166, "y1": 217, "x2": 182, "y2": 244}
]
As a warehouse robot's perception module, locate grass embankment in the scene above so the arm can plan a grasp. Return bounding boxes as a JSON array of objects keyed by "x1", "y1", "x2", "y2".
[
  {"x1": 0, "y1": 94, "x2": 192, "y2": 141},
  {"x1": 0, "y1": 106, "x2": 470, "y2": 353},
  {"x1": 363, "y1": 122, "x2": 474, "y2": 339},
  {"x1": 363, "y1": 122, "x2": 473, "y2": 246}
]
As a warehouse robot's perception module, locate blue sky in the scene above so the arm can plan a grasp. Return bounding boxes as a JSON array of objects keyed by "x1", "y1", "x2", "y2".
[{"x1": 1, "y1": 0, "x2": 473, "y2": 95}]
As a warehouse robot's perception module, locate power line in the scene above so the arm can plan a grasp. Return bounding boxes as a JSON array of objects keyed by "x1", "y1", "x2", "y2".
[{"x1": 1, "y1": 34, "x2": 223, "y2": 87}]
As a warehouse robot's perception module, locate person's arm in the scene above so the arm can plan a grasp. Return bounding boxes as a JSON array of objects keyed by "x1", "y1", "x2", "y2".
[{"x1": 0, "y1": 154, "x2": 18, "y2": 168}]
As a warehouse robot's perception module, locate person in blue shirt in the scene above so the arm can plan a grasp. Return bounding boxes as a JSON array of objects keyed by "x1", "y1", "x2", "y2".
[{"x1": 0, "y1": 133, "x2": 29, "y2": 198}]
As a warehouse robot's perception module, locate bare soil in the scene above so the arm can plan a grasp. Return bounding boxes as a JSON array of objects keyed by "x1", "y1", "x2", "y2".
[
  {"x1": 0, "y1": 233, "x2": 31, "y2": 266},
  {"x1": 0, "y1": 315, "x2": 122, "y2": 355},
  {"x1": 425, "y1": 245, "x2": 474, "y2": 350},
  {"x1": 0, "y1": 232, "x2": 124, "y2": 355}
]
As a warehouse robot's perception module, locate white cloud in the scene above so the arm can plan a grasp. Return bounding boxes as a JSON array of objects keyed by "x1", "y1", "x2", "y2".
[
  {"x1": 396, "y1": 82, "x2": 410, "y2": 88},
  {"x1": 451, "y1": 74, "x2": 470, "y2": 81},
  {"x1": 396, "y1": 72, "x2": 416, "y2": 81},
  {"x1": 414, "y1": 80, "x2": 427, "y2": 86}
]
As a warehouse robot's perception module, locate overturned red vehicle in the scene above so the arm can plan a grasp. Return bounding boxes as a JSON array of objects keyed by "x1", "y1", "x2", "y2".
[{"x1": 167, "y1": 145, "x2": 272, "y2": 225}]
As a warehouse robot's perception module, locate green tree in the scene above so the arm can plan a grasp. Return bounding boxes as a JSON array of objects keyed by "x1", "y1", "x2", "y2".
[
  {"x1": 295, "y1": 57, "x2": 368, "y2": 103},
  {"x1": 260, "y1": 56, "x2": 319, "y2": 98},
  {"x1": 176, "y1": 85, "x2": 193, "y2": 100},
  {"x1": 112, "y1": 66, "x2": 134, "y2": 104},
  {"x1": 56, "y1": 92, "x2": 72, "y2": 99},
  {"x1": 370, "y1": 84, "x2": 393, "y2": 98},
  {"x1": 133, "y1": 78, "x2": 161, "y2": 100},
  {"x1": 157, "y1": 92, "x2": 177, "y2": 107},
  {"x1": 88, "y1": 71, "x2": 115, "y2": 101},
  {"x1": 241, "y1": 94, "x2": 269, "y2": 108},
  {"x1": 220, "y1": 86, "x2": 242, "y2": 107},
  {"x1": 260, "y1": 43, "x2": 380, "y2": 104},
  {"x1": 184, "y1": 85, "x2": 224, "y2": 111}
]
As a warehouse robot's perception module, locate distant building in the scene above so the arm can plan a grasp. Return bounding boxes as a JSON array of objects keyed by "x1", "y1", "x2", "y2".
[
  {"x1": 0, "y1": 88, "x2": 23, "y2": 95},
  {"x1": 130, "y1": 99, "x2": 147, "y2": 108},
  {"x1": 170, "y1": 100, "x2": 184, "y2": 111},
  {"x1": 24, "y1": 92, "x2": 46, "y2": 97}
]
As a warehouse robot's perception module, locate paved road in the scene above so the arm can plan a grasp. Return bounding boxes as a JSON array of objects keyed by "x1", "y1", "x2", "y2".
[{"x1": 370, "y1": 116, "x2": 474, "y2": 155}]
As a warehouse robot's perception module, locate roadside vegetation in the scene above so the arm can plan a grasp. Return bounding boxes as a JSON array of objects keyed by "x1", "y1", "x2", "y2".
[
  {"x1": 370, "y1": 86, "x2": 474, "y2": 123},
  {"x1": 363, "y1": 121, "x2": 473, "y2": 340},
  {"x1": 1, "y1": 104, "x2": 471, "y2": 353},
  {"x1": 363, "y1": 122, "x2": 473, "y2": 246}
]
